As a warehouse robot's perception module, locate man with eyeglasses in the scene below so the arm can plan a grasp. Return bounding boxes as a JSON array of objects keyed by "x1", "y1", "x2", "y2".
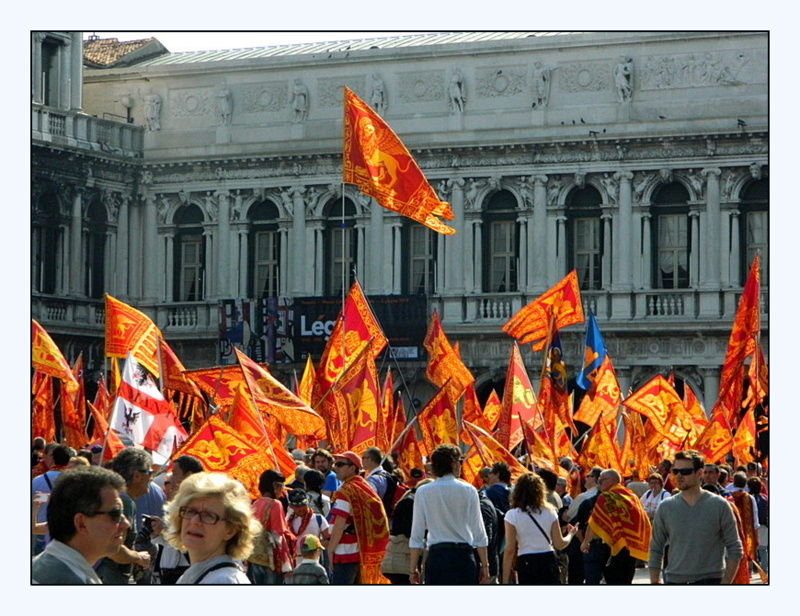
[
  {"x1": 648, "y1": 449, "x2": 743, "y2": 584},
  {"x1": 33, "y1": 466, "x2": 130, "y2": 584},
  {"x1": 96, "y1": 447, "x2": 153, "y2": 584},
  {"x1": 327, "y1": 451, "x2": 389, "y2": 584}
]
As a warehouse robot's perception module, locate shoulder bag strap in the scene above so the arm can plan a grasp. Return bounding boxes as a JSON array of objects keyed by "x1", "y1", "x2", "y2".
[
  {"x1": 193, "y1": 561, "x2": 237, "y2": 584},
  {"x1": 525, "y1": 510, "x2": 553, "y2": 546},
  {"x1": 43, "y1": 472, "x2": 54, "y2": 490}
]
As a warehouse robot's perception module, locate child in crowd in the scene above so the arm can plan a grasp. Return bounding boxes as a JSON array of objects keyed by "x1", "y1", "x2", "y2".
[{"x1": 285, "y1": 535, "x2": 329, "y2": 584}]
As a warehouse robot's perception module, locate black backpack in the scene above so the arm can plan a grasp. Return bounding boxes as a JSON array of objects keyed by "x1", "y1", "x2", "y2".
[{"x1": 378, "y1": 471, "x2": 408, "y2": 517}]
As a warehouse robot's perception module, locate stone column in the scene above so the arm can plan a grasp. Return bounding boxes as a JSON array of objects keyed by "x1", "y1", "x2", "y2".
[
  {"x1": 60, "y1": 37, "x2": 72, "y2": 109},
  {"x1": 203, "y1": 230, "x2": 213, "y2": 299},
  {"x1": 231, "y1": 192, "x2": 244, "y2": 296},
  {"x1": 517, "y1": 214, "x2": 528, "y2": 291},
  {"x1": 531, "y1": 175, "x2": 548, "y2": 292},
  {"x1": 701, "y1": 168, "x2": 722, "y2": 289},
  {"x1": 700, "y1": 367, "x2": 720, "y2": 412},
  {"x1": 68, "y1": 188, "x2": 83, "y2": 296},
  {"x1": 128, "y1": 199, "x2": 141, "y2": 299},
  {"x1": 142, "y1": 193, "x2": 159, "y2": 302},
  {"x1": 312, "y1": 224, "x2": 324, "y2": 295},
  {"x1": 641, "y1": 213, "x2": 652, "y2": 289},
  {"x1": 164, "y1": 233, "x2": 174, "y2": 301},
  {"x1": 291, "y1": 186, "x2": 307, "y2": 295},
  {"x1": 447, "y1": 178, "x2": 466, "y2": 294},
  {"x1": 104, "y1": 230, "x2": 115, "y2": 296},
  {"x1": 390, "y1": 221, "x2": 402, "y2": 294},
  {"x1": 601, "y1": 212, "x2": 613, "y2": 288},
  {"x1": 464, "y1": 217, "x2": 475, "y2": 293},
  {"x1": 355, "y1": 222, "x2": 366, "y2": 284},
  {"x1": 57, "y1": 224, "x2": 68, "y2": 295},
  {"x1": 368, "y1": 196, "x2": 384, "y2": 294},
  {"x1": 238, "y1": 229, "x2": 248, "y2": 298},
  {"x1": 70, "y1": 33, "x2": 82, "y2": 111},
  {"x1": 32, "y1": 33, "x2": 44, "y2": 104},
  {"x1": 473, "y1": 220, "x2": 483, "y2": 294},
  {"x1": 555, "y1": 216, "x2": 567, "y2": 278},
  {"x1": 215, "y1": 190, "x2": 231, "y2": 298},
  {"x1": 615, "y1": 171, "x2": 634, "y2": 289},
  {"x1": 688, "y1": 210, "x2": 700, "y2": 288},
  {"x1": 115, "y1": 196, "x2": 129, "y2": 299},
  {"x1": 279, "y1": 226, "x2": 289, "y2": 296},
  {"x1": 729, "y1": 211, "x2": 741, "y2": 286}
]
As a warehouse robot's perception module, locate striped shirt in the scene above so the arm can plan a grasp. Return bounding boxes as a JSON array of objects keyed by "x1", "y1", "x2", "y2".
[{"x1": 329, "y1": 492, "x2": 359, "y2": 563}]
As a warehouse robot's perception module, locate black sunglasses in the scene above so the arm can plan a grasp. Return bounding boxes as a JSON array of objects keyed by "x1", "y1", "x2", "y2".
[
  {"x1": 334, "y1": 461, "x2": 353, "y2": 468},
  {"x1": 671, "y1": 467, "x2": 697, "y2": 476},
  {"x1": 87, "y1": 507, "x2": 125, "y2": 523}
]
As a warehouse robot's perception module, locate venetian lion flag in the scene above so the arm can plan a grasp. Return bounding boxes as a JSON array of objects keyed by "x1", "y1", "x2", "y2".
[
  {"x1": 502, "y1": 270, "x2": 584, "y2": 351},
  {"x1": 416, "y1": 384, "x2": 458, "y2": 457},
  {"x1": 622, "y1": 375, "x2": 686, "y2": 442},
  {"x1": 496, "y1": 343, "x2": 541, "y2": 450},
  {"x1": 343, "y1": 87, "x2": 454, "y2": 235},
  {"x1": 105, "y1": 295, "x2": 162, "y2": 378},
  {"x1": 588, "y1": 484, "x2": 651, "y2": 561},
  {"x1": 32, "y1": 320, "x2": 79, "y2": 394},
  {"x1": 424, "y1": 309, "x2": 474, "y2": 401}
]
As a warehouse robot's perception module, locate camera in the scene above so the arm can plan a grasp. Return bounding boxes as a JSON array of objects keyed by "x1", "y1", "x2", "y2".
[{"x1": 141, "y1": 515, "x2": 154, "y2": 532}]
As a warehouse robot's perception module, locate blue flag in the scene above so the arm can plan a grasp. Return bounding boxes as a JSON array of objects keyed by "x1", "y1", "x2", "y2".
[{"x1": 576, "y1": 311, "x2": 606, "y2": 390}]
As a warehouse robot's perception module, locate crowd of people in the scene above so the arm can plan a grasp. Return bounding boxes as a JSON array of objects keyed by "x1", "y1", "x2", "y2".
[{"x1": 30, "y1": 435, "x2": 768, "y2": 585}]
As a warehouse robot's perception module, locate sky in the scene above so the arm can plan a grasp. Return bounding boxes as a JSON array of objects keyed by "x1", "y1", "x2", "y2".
[{"x1": 88, "y1": 31, "x2": 441, "y2": 53}]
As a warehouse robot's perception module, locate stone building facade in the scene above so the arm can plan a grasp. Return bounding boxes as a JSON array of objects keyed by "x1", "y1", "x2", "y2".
[{"x1": 33, "y1": 31, "x2": 768, "y2": 411}]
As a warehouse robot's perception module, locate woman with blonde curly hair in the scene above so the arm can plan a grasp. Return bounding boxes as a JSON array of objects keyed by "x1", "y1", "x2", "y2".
[
  {"x1": 502, "y1": 472, "x2": 578, "y2": 585},
  {"x1": 163, "y1": 472, "x2": 260, "y2": 584}
]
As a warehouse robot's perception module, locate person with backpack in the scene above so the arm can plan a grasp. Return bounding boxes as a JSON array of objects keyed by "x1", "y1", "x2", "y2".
[{"x1": 361, "y1": 447, "x2": 408, "y2": 519}]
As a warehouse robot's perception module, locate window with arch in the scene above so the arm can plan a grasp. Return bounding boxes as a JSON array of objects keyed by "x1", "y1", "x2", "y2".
[
  {"x1": 566, "y1": 185, "x2": 603, "y2": 290},
  {"x1": 482, "y1": 189, "x2": 519, "y2": 293},
  {"x1": 740, "y1": 179, "x2": 768, "y2": 286},
  {"x1": 249, "y1": 200, "x2": 281, "y2": 298},
  {"x1": 173, "y1": 204, "x2": 205, "y2": 301},
  {"x1": 403, "y1": 221, "x2": 437, "y2": 294},
  {"x1": 324, "y1": 197, "x2": 357, "y2": 296},
  {"x1": 85, "y1": 197, "x2": 107, "y2": 299},
  {"x1": 32, "y1": 189, "x2": 62, "y2": 294},
  {"x1": 652, "y1": 182, "x2": 690, "y2": 289}
]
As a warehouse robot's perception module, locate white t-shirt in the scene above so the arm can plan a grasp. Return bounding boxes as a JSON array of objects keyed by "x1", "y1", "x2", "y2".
[{"x1": 504, "y1": 506, "x2": 558, "y2": 555}]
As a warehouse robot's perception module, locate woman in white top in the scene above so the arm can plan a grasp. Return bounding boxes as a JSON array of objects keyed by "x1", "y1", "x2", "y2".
[
  {"x1": 163, "y1": 472, "x2": 260, "y2": 584},
  {"x1": 640, "y1": 473, "x2": 670, "y2": 520},
  {"x1": 502, "y1": 472, "x2": 578, "y2": 584}
]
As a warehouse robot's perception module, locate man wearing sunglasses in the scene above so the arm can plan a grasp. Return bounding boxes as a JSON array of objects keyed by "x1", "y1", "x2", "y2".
[
  {"x1": 648, "y1": 450, "x2": 743, "y2": 584},
  {"x1": 33, "y1": 466, "x2": 129, "y2": 584}
]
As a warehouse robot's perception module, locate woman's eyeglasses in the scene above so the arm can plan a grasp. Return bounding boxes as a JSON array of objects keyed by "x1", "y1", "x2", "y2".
[
  {"x1": 87, "y1": 507, "x2": 126, "y2": 523},
  {"x1": 179, "y1": 506, "x2": 227, "y2": 525}
]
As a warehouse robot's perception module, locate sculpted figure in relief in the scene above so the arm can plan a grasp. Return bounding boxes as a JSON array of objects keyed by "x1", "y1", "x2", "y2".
[
  {"x1": 291, "y1": 79, "x2": 309, "y2": 123},
  {"x1": 449, "y1": 69, "x2": 466, "y2": 113},
  {"x1": 144, "y1": 92, "x2": 162, "y2": 131},
  {"x1": 613, "y1": 56, "x2": 634, "y2": 103},
  {"x1": 531, "y1": 61, "x2": 555, "y2": 108},
  {"x1": 370, "y1": 73, "x2": 387, "y2": 116},
  {"x1": 217, "y1": 84, "x2": 232, "y2": 126}
]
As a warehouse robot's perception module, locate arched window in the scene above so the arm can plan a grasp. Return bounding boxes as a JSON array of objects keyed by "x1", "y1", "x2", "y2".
[
  {"x1": 403, "y1": 221, "x2": 437, "y2": 294},
  {"x1": 740, "y1": 179, "x2": 768, "y2": 286},
  {"x1": 249, "y1": 200, "x2": 280, "y2": 298},
  {"x1": 652, "y1": 182, "x2": 690, "y2": 289},
  {"x1": 85, "y1": 198, "x2": 107, "y2": 299},
  {"x1": 173, "y1": 204, "x2": 205, "y2": 301},
  {"x1": 32, "y1": 189, "x2": 62, "y2": 294},
  {"x1": 566, "y1": 185, "x2": 603, "y2": 290},
  {"x1": 482, "y1": 189, "x2": 519, "y2": 293},
  {"x1": 324, "y1": 197, "x2": 357, "y2": 296}
]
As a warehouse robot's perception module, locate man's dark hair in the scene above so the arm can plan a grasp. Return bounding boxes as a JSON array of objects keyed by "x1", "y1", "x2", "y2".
[
  {"x1": 746, "y1": 477, "x2": 763, "y2": 495},
  {"x1": 704, "y1": 463, "x2": 720, "y2": 473},
  {"x1": 174, "y1": 454, "x2": 203, "y2": 476},
  {"x1": 732, "y1": 471, "x2": 747, "y2": 489},
  {"x1": 258, "y1": 469, "x2": 286, "y2": 496},
  {"x1": 363, "y1": 446, "x2": 383, "y2": 465},
  {"x1": 52, "y1": 444, "x2": 72, "y2": 467},
  {"x1": 76, "y1": 450, "x2": 94, "y2": 464},
  {"x1": 674, "y1": 449, "x2": 704, "y2": 471},
  {"x1": 110, "y1": 447, "x2": 152, "y2": 484},
  {"x1": 48, "y1": 466, "x2": 125, "y2": 543},
  {"x1": 702, "y1": 483, "x2": 720, "y2": 494},
  {"x1": 536, "y1": 467, "x2": 558, "y2": 492},
  {"x1": 491, "y1": 462, "x2": 512, "y2": 484},
  {"x1": 303, "y1": 469, "x2": 324, "y2": 493},
  {"x1": 312, "y1": 449, "x2": 334, "y2": 464},
  {"x1": 430, "y1": 444, "x2": 461, "y2": 478}
]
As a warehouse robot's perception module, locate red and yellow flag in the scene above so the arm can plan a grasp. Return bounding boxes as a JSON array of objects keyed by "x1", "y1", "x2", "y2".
[
  {"x1": 297, "y1": 355, "x2": 315, "y2": 406},
  {"x1": 622, "y1": 374, "x2": 687, "y2": 443},
  {"x1": 377, "y1": 368, "x2": 394, "y2": 452},
  {"x1": 32, "y1": 372, "x2": 55, "y2": 442},
  {"x1": 462, "y1": 420, "x2": 528, "y2": 484},
  {"x1": 160, "y1": 338, "x2": 203, "y2": 399},
  {"x1": 174, "y1": 414, "x2": 277, "y2": 501},
  {"x1": 342, "y1": 87, "x2": 454, "y2": 235},
  {"x1": 588, "y1": 484, "x2": 652, "y2": 561},
  {"x1": 424, "y1": 309, "x2": 474, "y2": 401},
  {"x1": 392, "y1": 424, "x2": 424, "y2": 480},
  {"x1": 339, "y1": 351, "x2": 381, "y2": 455},
  {"x1": 61, "y1": 353, "x2": 88, "y2": 450},
  {"x1": 732, "y1": 409, "x2": 757, "y2": 466},
  {"x1": 416, "y1": 384, "x2": 458, "y2": 457},
  {"x1": 502, "y1": 270, "x2": 584, "y2": 351},
  {"x1": 461, "y1": 383, "x2": 491, "y2": 436},
  {"x1": 692, "y1": 409, "x2": 733, "y2": 463},
  {"x1": 87, "y1": 400, "x2": 125, "y2": 463},
  {"x1": 577, "y1": 421, "x2": 623, "y2": 474},
  {"x1": 620, "y1": 410, "x2": 650, "y2": 481},
  {"x1": 104, "y1": 295, "x2": 162, "y2": 377},
  {"x1": 574, "y1": 355, "x2": 620, "y2": 429},
  {"x1": 483, "y1": 389, "x2": 502, "y2": 432},
  {"x1": 496, "y1": 343, "x2": 541, "y2": 450},
  {"x1": 32, "y1": 319, "x2": 79, "y2": 394}
]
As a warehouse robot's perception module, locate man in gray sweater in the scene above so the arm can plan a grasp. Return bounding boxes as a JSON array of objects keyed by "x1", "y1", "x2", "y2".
[{"x1": 648, "y1": 449, "x2": 743, "y2": 584}]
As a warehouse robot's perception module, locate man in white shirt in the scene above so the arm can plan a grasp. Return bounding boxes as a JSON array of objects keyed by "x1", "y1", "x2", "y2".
[
  {"x1": 409, "y1": 444, "x2": 489, "y2": 585},
  {"x1": 32, "y1": 466, "x2": 131, "y2": 584}
]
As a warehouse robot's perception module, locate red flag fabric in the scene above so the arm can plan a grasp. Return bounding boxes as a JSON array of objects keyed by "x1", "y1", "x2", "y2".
[
  {"x1": 622, "y1": 375, "x2": 686, "y2": 443},
  {"x1": 32, "y1": 372, "x2": 55, "y2": 442},
  {"x1": 496, "y1": 343, "x2": 541, "y2": 450},
  {"x1": 105, "y1": 295, "x2": 162, "y2": 378},
  {"x1": 502, "y1": 270, "x2": 584, "y2": 351},
  {"x1": 160, "y1": 338, "x2": 203, "y2": 399},
  {"x1": 416, "y1": 385, "x2": 458, "y2": 457},
  {"x1": 338, "y1": 351, "x2": 381, "y2": 455},
  {"x1": 342, "y1": 87, "x2": 454, "y2": 235},
  {"x1": 692, "y1": 410, "x2": 733, "y2": 463},
  {"x1": 424, "y1": 309, "x2": 474, "y2": 400},
  {"x1": 93, "y1": 375, "x2": 112, "y2": 420},
  {"x1": 298, "y1": 355, "x2": 315, "y2": 406},
  {"x1": 376, "y1": 368, "x2": 394, "y2": 453},
  {"x1": 87, "y1": 400, "x2": 125, "y2": 462},
  {"x1": 574, "y1": 355, "x2": 620, "y2": 429},
  {"x1": 32, "y1": 319, "x2": 79, "y2": 394},
  {"x1": 588, "y1": 484, "x2": 652, "y2": 561},
  {"x1": 462, "y1": 420, "x2": 528, "y2": 484},
  {"x1": 392, "y1": 424, "x2": 424, "y2": 480},
  {"x1": 61, "y1": 354, "x2": 88, "y2": 450},
  {"x1": 482, "y1": 389, "x2": 502, "y2": 432},
  {"x1": 732, "y1": 409, "x2": 757, "y2": 465}
]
